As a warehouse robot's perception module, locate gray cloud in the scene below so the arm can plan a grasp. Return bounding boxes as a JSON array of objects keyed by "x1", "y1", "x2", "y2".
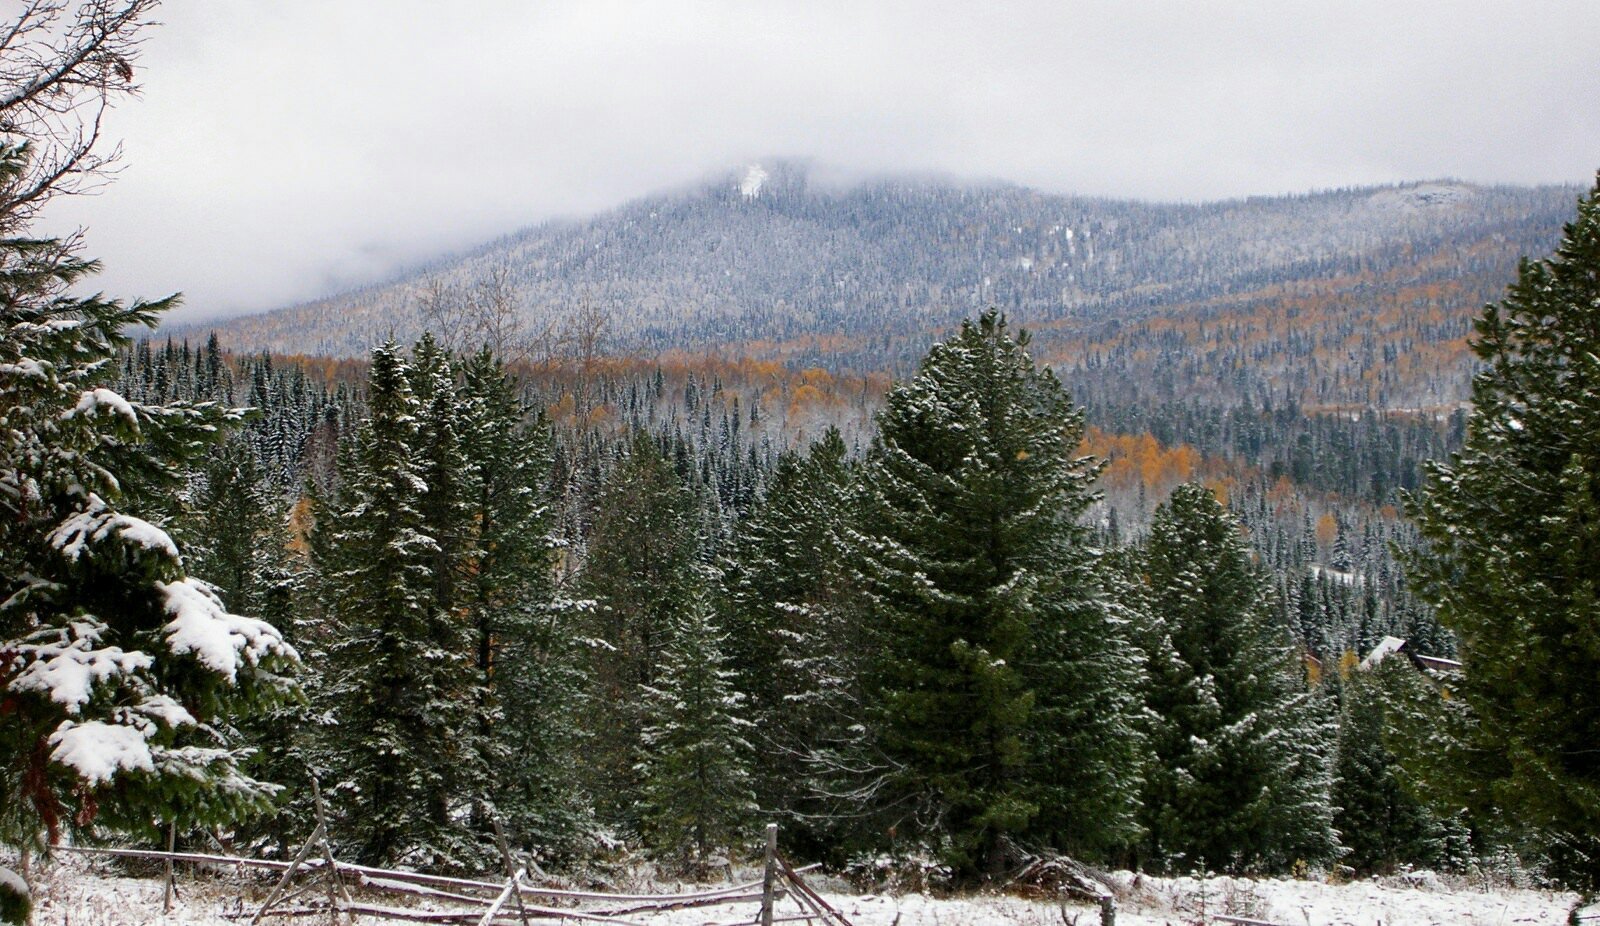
[{"x1": 35, "y1": 0, "x2": 1600, "y2": 324}]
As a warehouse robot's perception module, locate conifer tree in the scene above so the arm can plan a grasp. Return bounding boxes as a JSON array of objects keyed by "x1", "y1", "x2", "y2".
[
  {"x1": 187, "y1": 443, "x2": 283, "y2": 617},
  {"x1": 1023, "y1": 548, "x2": 1150, "y2": 862},
  {"x1": 852, "y1": 310, "x2": 1142, "y2": 878},
  {"x1": 317, "y1": 342, "x2": 477, "y2": 868},
  {"x1": 719, "y1": 428, "x2": 859, "y2": 837},
  {"x1": 455, "y1": 348, "x2": 588, "y2": 854},
  {"x1": 636, "y1": 586, "x2": 756, "y2": 869},
  {"x1": 1138, "y1": 483, "x2": 1337, "y2": 873},
  {"x1": 578, "y1": 432, "x2": 701, "y2": 832},
  {"x1": 1332, "y1": 669, "x2": 1466, "y2": 873},
  {"x1": 408, "y1": 336, "x2": 471, "y2": 620},
  {"x1": 0, "y1": 139, "x2": 296, "y2": 864},
  {"x1": 1403, "y1": 177, "x2": 1600, "y2": 890}
]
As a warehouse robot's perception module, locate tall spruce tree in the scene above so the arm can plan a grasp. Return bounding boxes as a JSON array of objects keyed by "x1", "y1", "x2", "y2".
[
  {"x1": 1023, "y1": 546, "x2": 1150, "y2": 863},
  {"x1": 187, "y1": 443, "x2": 284, "y2": 617},
  {"x1": 852, "y1": 310, "x2": 1143, "y2": 878},
  {"x1": 1137, "y1": 483, "x2": 1337, "y2": 873},
  {"x1": 317, "y1": 342, "x2": 477, "y2": 868},
  {"x1": 454, "y1": 348, "x2": 588, "y2": 855},
  {"x1": 0, "y1": 140, "x2": 296, "y2": 866},
  {"x1": 1403, "y1": 177, "x2": 1600, "y2": 891},
  {"x1": 578, "y1": 432, "x2": 701, "y2": 833},
  {"x1": 1332, "y1": 668, "x2": 1466, "y2": 874},
  {"x1": 719, "y1": 428, "x2": 860, "y2": 841},
  {"x1": 636, "y1": 585, "x2": 757, "y2": 869}
]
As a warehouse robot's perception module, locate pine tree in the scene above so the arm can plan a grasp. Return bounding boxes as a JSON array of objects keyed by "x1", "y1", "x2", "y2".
[
  {"x1": 1403, "y1": 177, "x2": 1600, "y2": 890},
  {"x1": 0, "y1": 142, "x2": 296, "y2": 860},
  {"x1": 317, "y1": 342, "x2": 477, "y2": 868},
  {"x1": 454, "y1": 348, "x2": 589, "y2": 855},
  {"x1": 852, "y1": 310, "x2": 1143, "y2": 878},
  {"x1": 408, "y1": 336, "x2": 471, "y2": 622},
  {"x1": 578, "y1": 431, "x2": 701, "y2": 832},
  {"x1": 1138, "y1": 483, "x2": 1337, "y2": 873},
  {"x1": 719, "y1": 428, "x2": 859, "y2": 840},
  {"x1": 1332, "y1": 669, "x2": 1467, "y2": 874},
  {"x1": 1023, "y1": 548, "x2": 1149, "y2": 863},
  {"x1": 187, "y1": 443, "x2": 282, "y2": 617},
  {"x1": 636, "y1": 586, "x2": 757, "y2": 870}
]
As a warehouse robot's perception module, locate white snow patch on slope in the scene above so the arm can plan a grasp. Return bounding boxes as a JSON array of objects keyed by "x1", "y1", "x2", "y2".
[
  {"x1": 1369, "y1": 182, "x2": 1474, "y2": 212},
  {"x1": 740, "y1": 164, "x2": 769, "y2": 198},
  {"x1": 1309, "y1": 563, "x2": 1361, "y2": 585}
]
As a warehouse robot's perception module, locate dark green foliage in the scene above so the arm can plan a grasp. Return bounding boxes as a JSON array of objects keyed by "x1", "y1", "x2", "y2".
[
  {"x1": 1333, "y1": 668, "x2": 1467, "y2": 874},
  {"x1": 1022, "y1": 553, "x2": 1149, "y2": 862},
  {"x1": 1138, "y1": 483, "x2": 1337, "y2": 873},
  {"x1": 187, "y1": 444, "x2": 284, "y2": 616},
  {"x1": 853, "y1": 310, "x2": 1143, "y2": 878},
  {"x1": 1404, "y1": 177, "x2": 1600, "y2": 890},
  {"x1": 578, "y1": 432, "x2": 701, "y2": 833},
  {"x1": 316, "y1": 342, "x2": 478, "y2": 868},
  {"x1": 636, "y1": 587, "x2": 756, "y2": 869},
  {"x1": 0, "y1": 873, "x2": 27, "y2": 926},
  {"x1": 0, "y1": 139, "x2": 296, "y2": 855},
  {"x1": 719, "y1": 428, "x2": 861, "y2": 844},
  {"x1": 454, "y1": 348, "x2": 587, "y2": 855},
  {"x1": 64, "y1": 297, "x2": 1490, "y2": 879}
]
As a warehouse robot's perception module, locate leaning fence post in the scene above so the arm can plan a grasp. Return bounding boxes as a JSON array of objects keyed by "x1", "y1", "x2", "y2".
[
  {"x1": 250, "y1": 822, "x2": 325, "y2": 926},
  {"x1": 492, "y1": 816, "x2": 532, "y2": 926},
  {"x1": 760, "y1": 823, "x2": 779, "y2": 926},
  {"x1": 309, "y1": 778, "x2": 354, "y2": 917}
]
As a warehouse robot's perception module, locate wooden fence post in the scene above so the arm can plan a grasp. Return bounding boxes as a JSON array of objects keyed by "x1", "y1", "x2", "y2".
[
  {"x1": 250, "y1": 822, "x2": 326, "y2": 926},
  {"x1": 310, "y1": 778, "x2": 354, "y2": 916},
  {"x1": 492, "y1": 816, "x2": 532, "y2": 926},
  {"x1": 162, "y1": 822, "x2": 177, "y2": 914},
  {"x1": 760, "y1": 823, "x2": 779, "y2": 926},
  {"x1": 1098, "y1": 892, "x2": 1115, "y2": 926}
]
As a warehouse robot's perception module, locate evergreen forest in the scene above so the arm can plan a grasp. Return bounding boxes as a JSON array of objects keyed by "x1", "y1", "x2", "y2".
[{"x1": 5, "y1": 4, "x2": 1600, "y2": 912}]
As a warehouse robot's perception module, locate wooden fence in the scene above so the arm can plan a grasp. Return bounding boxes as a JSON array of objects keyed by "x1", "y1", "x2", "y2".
[
  {"x1": 64, "y1": 836, "x2": 841, "y2": 926},
  {"x1": 62, "y1": 790, "x2": 849, "y2": 926}
]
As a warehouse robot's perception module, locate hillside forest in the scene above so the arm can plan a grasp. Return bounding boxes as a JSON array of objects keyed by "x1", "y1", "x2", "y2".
[
  {"x1": 5, "y1": 5, "x2": 1600, "y2": 908},
  {"x1": 14, "y1": 169, "x2": 1600, "y2": 909},
  {"x1": 27, "y1": 306, "x2": 1480, "y2": 882}
]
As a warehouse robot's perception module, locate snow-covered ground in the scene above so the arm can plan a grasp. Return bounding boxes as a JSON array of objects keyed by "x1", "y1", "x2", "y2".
[{"x1": 24, "y1": 855, "x2": 1576, "y2": 926}]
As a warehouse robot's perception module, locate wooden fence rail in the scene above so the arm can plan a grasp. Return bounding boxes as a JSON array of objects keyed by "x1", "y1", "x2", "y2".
[{"x1": 62, "y1": 822, "x2": 843, "y2": 926}]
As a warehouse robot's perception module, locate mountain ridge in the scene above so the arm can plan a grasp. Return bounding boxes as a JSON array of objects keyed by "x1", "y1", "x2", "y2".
[{"x1": 184, "y1": 162, "x2": 1580, "y2": 409}]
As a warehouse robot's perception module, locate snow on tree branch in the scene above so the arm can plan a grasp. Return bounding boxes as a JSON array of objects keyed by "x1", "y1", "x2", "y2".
[{"x1": 159, "y1": 577, "x2": 296, "y2": 680}]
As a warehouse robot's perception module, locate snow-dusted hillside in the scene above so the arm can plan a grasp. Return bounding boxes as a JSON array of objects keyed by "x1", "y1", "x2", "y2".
[{"x1": 194, "y1": 163, "x2": 1577, "y2": 367}]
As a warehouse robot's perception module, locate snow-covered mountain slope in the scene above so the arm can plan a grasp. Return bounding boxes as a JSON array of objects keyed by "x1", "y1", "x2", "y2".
[{"x1": 193, "y1": 163, "x2": 1577, "y2": 373}]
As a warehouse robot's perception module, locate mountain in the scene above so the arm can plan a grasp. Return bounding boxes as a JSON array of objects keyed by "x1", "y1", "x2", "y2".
[{"x1": 194, "y1": 161, "x2": 1579, "y2": 410}]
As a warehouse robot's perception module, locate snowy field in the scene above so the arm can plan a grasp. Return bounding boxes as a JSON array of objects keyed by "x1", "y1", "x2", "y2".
[{"x1": 22, "y1": 856, "x2": 1578, "y2": 926}]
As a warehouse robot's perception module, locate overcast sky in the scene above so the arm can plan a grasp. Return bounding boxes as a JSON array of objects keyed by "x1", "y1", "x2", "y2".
[{"x1": 36, "y1": 1, "x2": 1600, "y2": 324}]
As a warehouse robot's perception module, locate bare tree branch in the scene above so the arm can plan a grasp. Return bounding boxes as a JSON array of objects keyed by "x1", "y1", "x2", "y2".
[{"x1": 0, "y1": 0, "x2": 158, "y2": 230}]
